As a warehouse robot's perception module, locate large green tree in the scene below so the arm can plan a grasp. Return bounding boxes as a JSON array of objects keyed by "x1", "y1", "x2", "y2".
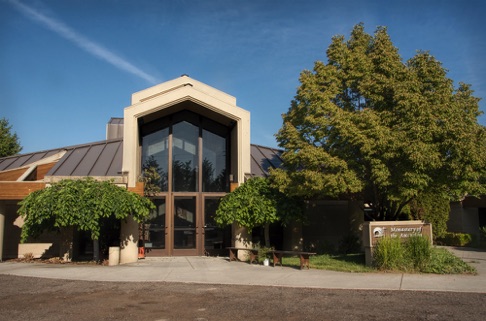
[
  {"x1": 272, "y1": 24, "x2": 486, "y2": 221},
  {"x1": 0, "y1": 117, "x2": 22, "y2": 157},
  {"x1": 215, "y1": 177, "x2": 303, "y2": 247},
  {"x1": 18, "y1": 178, "x2": 155, "y2": 261}
]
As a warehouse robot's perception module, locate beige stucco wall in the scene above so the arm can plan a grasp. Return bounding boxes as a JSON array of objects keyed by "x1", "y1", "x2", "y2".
[
  {"x1": 120, "y1": 75, "x2": 251, "y2": 262},
  {"x1": 1, "y1": 202, "x2": 61, "y2": 260},
  {"x1": 18, "y1": 243, "x2": 54, "y2": 259},
  {"x1": 123, "y1": 75, "x2": 251, "y2": 188}
]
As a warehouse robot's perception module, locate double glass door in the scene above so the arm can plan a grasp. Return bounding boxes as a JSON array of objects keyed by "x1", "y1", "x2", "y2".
[
  {"x1": 143, "y1": 195, "x2": 228, "y2": 256},
  {"x1": 172, "y1": 196, "x2": 197, "y2": 255}
]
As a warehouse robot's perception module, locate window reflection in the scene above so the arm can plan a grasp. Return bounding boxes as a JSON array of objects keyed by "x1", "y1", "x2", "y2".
[
  {"x1": 140, "y1": 112, "x2": 229, "y2": 193},
  {"x1": 204, "y1": 198, "x2": 231, "y2": 254},
  {"x1": 144, "y1": 199, "x2": 166, "y2": 249},
  {"x1": 142, "y1": 128, "x2": 169, "y2": 191},
  {"x1": 202, "y1": 129, "x2": 227, "y2": 192},
  {"x1": 172, "y1": 121, "x2": 199, "y2": 192},
  {"x1": 174, "y1": 197, "x2": 196, "y2": 249}
]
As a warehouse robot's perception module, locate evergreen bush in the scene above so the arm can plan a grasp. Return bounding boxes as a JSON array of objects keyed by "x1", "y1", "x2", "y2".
[{"x1": 437, "y1": 232, "x2": 473, "y2": 247}]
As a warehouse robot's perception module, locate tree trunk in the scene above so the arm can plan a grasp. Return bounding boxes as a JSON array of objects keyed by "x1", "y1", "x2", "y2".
[
  {"x1": 264, "y1": 223, "x2": 270, "y2": 247},
  {"x1": 93, "y1": 239, "x2": 100, "y2": 262}
]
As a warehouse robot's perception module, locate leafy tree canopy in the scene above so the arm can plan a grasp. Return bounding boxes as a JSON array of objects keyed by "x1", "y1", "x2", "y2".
[
  {"x1": 215, "y1": 177, "x2": 303, "y2": 246},
  {"x1": 272, "y1": 23, "x2": 486, "y2": 221},
  {"x1": 0, "y1": 117, "x2": 22, "y2": 157},
  {"x1": 18, "y1": 178, "x2": 155, "y2": 242}
]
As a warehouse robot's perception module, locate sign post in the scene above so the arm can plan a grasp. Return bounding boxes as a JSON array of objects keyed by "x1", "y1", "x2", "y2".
[{"x1": 362, "y1": 221, "x2": 432, "y2": 266}]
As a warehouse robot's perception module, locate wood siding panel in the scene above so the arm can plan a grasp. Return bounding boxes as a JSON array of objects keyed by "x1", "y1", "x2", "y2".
[
  {"x1": 128, "y1": 182, "x2": 144, "y2": 196},
  {"x1": 0, "y1": 182, "x2": 46, "y2": 200},
  {"x1": 0, "y1": 168, "x2": 28, "y2": 182},
  {"x1": 36, "y1": 162, "x2": 57, "y2": 180}
]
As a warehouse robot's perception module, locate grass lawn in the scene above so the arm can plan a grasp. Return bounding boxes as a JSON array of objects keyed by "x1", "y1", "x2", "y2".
[
  {"x1": 278, "y1": 253, "x2": 373, "y2": 273},
  {"x1": 274, "y1": 247, "x2": 476, "y2": 274}
]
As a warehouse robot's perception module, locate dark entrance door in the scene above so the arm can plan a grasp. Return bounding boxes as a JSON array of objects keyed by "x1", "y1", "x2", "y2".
[
  {"x1": 143, "y1": 198, "x2": 168, "y2": 257},
  {"x1": 144, "y1": 195, "x2": 230, "y2": 256},
  {"x1": 203, "y1": 197, "x2": 231, "y2": 256},
  {"x1": 172, "y1": 195, "x2": 198, "y2": 256}
]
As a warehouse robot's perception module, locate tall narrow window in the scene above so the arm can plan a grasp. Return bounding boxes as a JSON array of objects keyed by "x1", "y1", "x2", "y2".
[
  {"x1": 172, "y1": 121, "x2": 199, "y2": 192},
  {"x1": 202, "y1": 129, "x2": 227, "y2": 192},
  {"x1": 141, "y1": 128, "x2": 169, "y2": 191}
]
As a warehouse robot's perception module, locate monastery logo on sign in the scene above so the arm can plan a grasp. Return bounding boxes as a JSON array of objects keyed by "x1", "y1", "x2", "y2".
[{"x1": 373, "y1": 227, "x2": 384, "y2": 238}]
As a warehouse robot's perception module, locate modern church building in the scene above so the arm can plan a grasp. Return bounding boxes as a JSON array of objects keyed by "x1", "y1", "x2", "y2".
[{"x1": 0, "y1": 76, "x2": 484, "y2": 262}]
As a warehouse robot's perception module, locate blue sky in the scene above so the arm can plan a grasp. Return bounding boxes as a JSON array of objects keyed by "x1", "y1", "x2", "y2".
[{"x1": 1, "y1": 0, "x2": 485, "y2": 154}]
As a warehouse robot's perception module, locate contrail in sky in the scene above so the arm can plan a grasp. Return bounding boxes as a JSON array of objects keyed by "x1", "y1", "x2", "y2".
[{"x1": 7, "y1": 0, "x2": 159, "y2": 84}]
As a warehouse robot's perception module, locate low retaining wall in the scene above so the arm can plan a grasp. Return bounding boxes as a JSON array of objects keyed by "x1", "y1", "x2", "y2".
[{"x1": 18, "y1": 243, "x2": 53, "y2": 259}]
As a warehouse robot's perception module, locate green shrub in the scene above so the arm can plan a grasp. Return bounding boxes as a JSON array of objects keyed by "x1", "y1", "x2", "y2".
[
  {"x1": 372, "y1": 237, "x2": 408, "y2": 271},
  {"x1": 373, "y1": 235, "x2": 475, "y2": 274},
  {"x1": 480, "y1": 226, "x2": 486, "y2": 240},
  {"x1": 373, "y1": 235, "x2": 432, "y2": 272},
  {"x1": 256, "y1": 246, "x2": 274, "y2": 264},
  {"x1": 405, "y1": 235, "x2": 431, "y2": 270},
  {"x1": 437, "y1": 232, "x2": 473, "y2": 247},
  {"x1": 424, "y1": 248, "x2": 476, "y2": 274}
]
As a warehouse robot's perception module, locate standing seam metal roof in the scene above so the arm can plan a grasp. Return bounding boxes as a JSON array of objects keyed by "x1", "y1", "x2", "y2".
[
  {"x1": 250, "y1": 144, "x2": 284, "y2": 177},
  {"x1": 0, "y1": 149, "x2": 65, "y2": 171},
  {"x1": 46, "y1": 139, "x2": 123, "y2": 177}
]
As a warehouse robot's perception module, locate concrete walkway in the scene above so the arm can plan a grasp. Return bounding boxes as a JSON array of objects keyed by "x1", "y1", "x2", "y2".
[{"x1": 0, "y1": 247, "x2": 485, "y2": 293}]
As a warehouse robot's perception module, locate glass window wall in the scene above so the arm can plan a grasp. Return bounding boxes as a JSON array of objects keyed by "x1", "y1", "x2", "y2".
[
  {"x1": 202, "y1": 129, "x2": 227, "y2": 192},
  {"x1": 141, "y1": 111, "x2": 229, "y2": 193},
  {"x1": 172, "y1": 121, "x2": 199, "y2": 192},
  {"x1": 141, "y1": 128, "x2": 169, "y2": 191}
]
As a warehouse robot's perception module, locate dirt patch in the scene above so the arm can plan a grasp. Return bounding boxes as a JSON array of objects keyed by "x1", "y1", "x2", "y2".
[{"x1": 1, "y1": 274, "x2": 484, "y2": 321}]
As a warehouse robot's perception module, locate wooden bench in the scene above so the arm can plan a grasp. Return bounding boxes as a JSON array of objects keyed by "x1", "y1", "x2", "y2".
[
  {"x1": 227, "y1": 247, "x2": 316, "y2": 269},
  {"x1": 226, "y1": 247, "x2": 260, "y2": 264},
  {"x1": 271, "y1": 250, "x2": 316, "y2": 270}
]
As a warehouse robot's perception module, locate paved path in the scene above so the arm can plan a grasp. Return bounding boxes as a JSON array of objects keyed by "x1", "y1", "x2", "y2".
[{"x1": 0, "y1": 246, "x2": 485, "y2": 293}]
